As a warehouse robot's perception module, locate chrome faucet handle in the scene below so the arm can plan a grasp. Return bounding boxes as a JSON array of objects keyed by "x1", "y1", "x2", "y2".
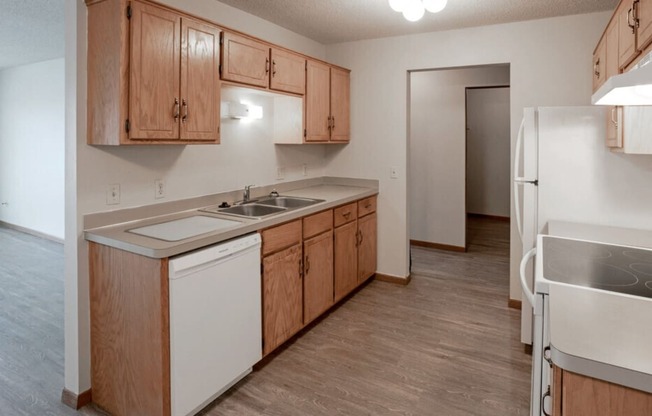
[
  {"x1": 243, "y1": 184, "x2": 256, "y2": 201},
  {"x1": 269, "y1": 189, "x2": 279, "y2": 198}
]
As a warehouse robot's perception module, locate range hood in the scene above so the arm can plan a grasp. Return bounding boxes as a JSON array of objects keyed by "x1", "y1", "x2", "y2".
[{"x1": 592, "y1": 51, "x2": 652, "y2": 106}]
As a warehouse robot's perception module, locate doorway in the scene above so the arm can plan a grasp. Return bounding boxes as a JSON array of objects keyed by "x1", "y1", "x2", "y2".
[
  {"x1": 465, "y1": 86, "x2": 511, "y2": 245},
  {"x1": 408, "y1": 64, "x2": 510, "y2": 252}
]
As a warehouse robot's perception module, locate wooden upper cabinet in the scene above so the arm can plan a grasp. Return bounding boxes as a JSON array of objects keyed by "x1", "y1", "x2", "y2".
[
  {"x1": 305, "y1": 60, "x2": 332, "y2": 142},
  {"x1": 592, "y1": 36, "x2": 607, "y2": 93},
  {"x1": 221, "y1": 32, "x2": 269, "y2": 88},
  {"x1": 638, "y1": 0, "x2": 652, "y2": 51},
  {"x1": 86, "y1": 0, "x2": 220, "y2": 145},
  {"x1": 618, "y1": 0, "x2": 640, "y2": 69},
  {"x1": 305, "y1": 59, "x2": 351, "y2": 143},
  {"x1": 129, "y1": 2, "x2": 181, "y2": 140},
  {"x1": 605, "y1": 19, "x2": 623, "y2": 148},
  {"x1": 270, "y1": 48, "x2": 306, "y2": 95},
  {"x1": 330, "y1": 67, "x2": 351, "y2": 142},
  {"x1": 180, "y1": 19, "x2": 221, "y2": 142}
]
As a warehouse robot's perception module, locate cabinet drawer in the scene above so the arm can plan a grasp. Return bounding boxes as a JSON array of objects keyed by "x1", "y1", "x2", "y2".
[
  {"x1": 357, "y1": 196, "x2": 377, "y2": 217},
  {"x1": 303, "y1": 210, "x2": 333, "y2": 239},
  {"x1": 261, "y1": 220, "x2": 301, "y2": 256},
  {"x1": 334, "y1": 203, "x2": 357, "y2": 227}
]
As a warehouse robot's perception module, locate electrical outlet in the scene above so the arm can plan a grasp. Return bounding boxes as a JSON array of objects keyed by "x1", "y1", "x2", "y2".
[
  {"x1": 302, "y1": 164, "x2": 307, "y2": 176},
  {"x1": 277, "y1": 166, "x2": 285, "y2": 180},
  {"x1": 390, "y1": 166, "x2": 399, "y2": 179},
  {"x1": 107, "y1": 184, "x2": 120, "y2": 205},
  {"x1": 155, "y1": 179, "x2": 165, "y2": 199}
]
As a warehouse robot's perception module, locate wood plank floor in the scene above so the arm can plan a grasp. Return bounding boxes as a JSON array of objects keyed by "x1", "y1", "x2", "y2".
[{"x1": 0, "y1": 217, "x2": 531, "y2": 415}]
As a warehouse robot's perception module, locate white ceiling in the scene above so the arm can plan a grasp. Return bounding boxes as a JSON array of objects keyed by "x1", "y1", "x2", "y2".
[
  {"x1": 0, "y1": 0, "x2": 617, "y2": 70},
  {"x1": 217, "y1": 0, "x2": 618, "y2": 44},
  {"x1": 1, "y1": 0, "x2": 64, "y2": 70}
]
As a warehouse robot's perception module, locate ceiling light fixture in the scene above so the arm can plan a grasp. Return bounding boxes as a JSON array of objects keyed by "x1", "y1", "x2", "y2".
[{"x1": 389, "y1": 0, "x2": 447, "y2": 22}]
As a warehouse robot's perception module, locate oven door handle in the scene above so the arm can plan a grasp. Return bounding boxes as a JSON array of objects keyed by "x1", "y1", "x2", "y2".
[{"x1": 520, "y1": 247, "x2": 537, "y2": 307}]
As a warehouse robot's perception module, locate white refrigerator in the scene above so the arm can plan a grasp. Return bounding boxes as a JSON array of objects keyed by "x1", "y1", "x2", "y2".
[{"x1": 512, "y1": 106, "x2": 652, "y2": 345}]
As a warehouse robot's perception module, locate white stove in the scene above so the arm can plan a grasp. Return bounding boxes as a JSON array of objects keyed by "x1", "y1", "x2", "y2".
[{"x1": 522, "y1": 233, "x2": 652, "y2": 416}]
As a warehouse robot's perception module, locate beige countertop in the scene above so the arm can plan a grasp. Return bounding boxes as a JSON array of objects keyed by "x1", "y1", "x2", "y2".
[{"x1": 84, "y1": 178, "x2": 378, "y2": 259}]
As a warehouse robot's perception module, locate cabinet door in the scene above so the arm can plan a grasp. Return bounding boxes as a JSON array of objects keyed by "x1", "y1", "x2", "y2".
[
  {"x1": 221, "y1": 32, "x2": 269, "y2": 88},
  {"x1": 330, "y1": 67, "x2": 350, "y2": 142},
  {"x1": 334, "y1": 221, "x2": 358, "y2": 301},
  {"x1": 556, "y1": 368, "x2": 652, "y2": 415},
  {"x1": 180, "y1": 19, "x2": 220, "y2": 142},
  {"x1": 262, "y1": 244, "x2": 303, "y2": 356},
  {"x1": 129, "y1": 1, "x2": 181, "y2": 140},
  {"x1": 303, "y1": 231, "x2": 334, "y2": 324},
  {"x1": 618, "y1": 0, "x2": 639, "y2": 69},
  {"x1": 270, "y1": 48, "x2": 306, "y2": 95},
  {"x1": 357, "y1": 213, "x2": 377, "y2": 282},
  {"x1": 638, "y1": 0, "x2": 652, "y2": 51},
  {"x1": 593, "y1": 36, "x2": 607, "y2": 93},
  {"x1": 305, "y1": 60, "x2": 331, "y2": 142}
]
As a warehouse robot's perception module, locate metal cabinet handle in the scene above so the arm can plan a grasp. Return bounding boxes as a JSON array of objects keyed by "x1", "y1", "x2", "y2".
[
  {"x1": 272, "y1": 60, "x2": 276, "y2": 76},
  {"x1": 343, "y1": 211, "x2": 351, "y2": 219},
  {"x1": 305, "y1": 255, "x2": 310, "y2": 274},
  {"x1": 542, "y1": 386, "x2": 552, "y2": 416},
  {"x1": 365, "y1": 203, "x2": 371, "y2": 209},
  {"x1": 628, "y1": 7, "x2": 636, "y2": 33},
  {"x1": 594, "y1": 59, "x2": 600, "y2": 78},
  {"x1": 173, "y1": 98, "x2": 180, "y2": 121},
  {"x1": 359, "y1": 230, "x2": 364, "y2": 245},
  {"x1": 265, "y1": 57, "x2": 270, "y2": 74},
  {"x1": 327, "y1": 116, "x2": 332, "y2": 130},
  {"x1": 298, "y1": 259, "x2": 303, "y2": 278},
  {"x1": 181, "y1": 99, "x2": 188, "y2": 123},
  {"x1": 332, "y1": 116, "x2": 335, "y2": 130}
]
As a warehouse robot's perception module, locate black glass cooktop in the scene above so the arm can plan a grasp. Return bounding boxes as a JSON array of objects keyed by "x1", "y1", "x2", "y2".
[{"x1": 542, "y1": 236, "x2": 652, "y2": 299}]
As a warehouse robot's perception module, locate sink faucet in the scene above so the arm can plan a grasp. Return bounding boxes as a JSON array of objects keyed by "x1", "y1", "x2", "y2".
[{"x1": 243, "y1": 184, "x2": 255, "y2": 202}]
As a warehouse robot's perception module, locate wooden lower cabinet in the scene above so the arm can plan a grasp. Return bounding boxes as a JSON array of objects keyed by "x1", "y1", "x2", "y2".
[
  {"x1": 334, "y1": 220, "x2": 359, "y2": 301},
  {"x1": 262, "y1": 244, "x2": 303, "y2": 356},
  {"x1": 357, "y1": 212, "x2": 377, "y2": 282},
  {"x1": 303, "y1": 230, "x2": 334, "y2": 324},
  {"x1": 89, "y1": 242, "x2": 171, "y2": 416},
  {"x1": 552, "y1": 366, "x2": 652, "y2": 416}
]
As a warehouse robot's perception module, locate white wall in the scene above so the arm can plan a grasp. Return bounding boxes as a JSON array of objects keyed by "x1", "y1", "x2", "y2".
[
  {"x1": 324, "y1": 11, "x2": 610, "y2": 286},
  {"x1": 409, "y1": 66, "x2": 509, "y2": 248},
  {"x1": 66, "y1": 0, "x2": 327, "y2": 395},
  {"x1": 466, "y1": 87, "x2": 511, "y2": 218},
  {"x1": 0, "y1": 59, "x2": 65, "y2": 239}
]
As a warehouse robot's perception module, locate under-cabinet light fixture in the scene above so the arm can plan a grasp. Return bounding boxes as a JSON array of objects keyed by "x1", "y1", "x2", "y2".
[{"x1": 224, "y1": 101, "x2": 263, "y2": 120}]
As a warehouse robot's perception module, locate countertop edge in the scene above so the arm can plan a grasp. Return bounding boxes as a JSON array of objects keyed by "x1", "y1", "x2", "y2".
[
  {"x1": 550, "y1": 344, "x2": 652, "y2": 394},
  {"x1": 84, "y1": 185, "x2": 378, "y2": 259}
]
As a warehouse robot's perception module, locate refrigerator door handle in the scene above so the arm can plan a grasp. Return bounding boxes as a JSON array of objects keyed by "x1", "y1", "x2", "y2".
[
  {"x1": 520, "y1": 247, "x2": 537, "y2": 307},
  {"x1": 514, "y1": 118, "x2": 525, "y2": 181},
  {"x1": 514, "y1": 118, "x2": 526, "y2": 238}
]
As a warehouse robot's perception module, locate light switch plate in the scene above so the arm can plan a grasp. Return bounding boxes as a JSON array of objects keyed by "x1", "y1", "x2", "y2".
[{"x1": 107, "y1": 184, "x2": 120, "y2": 205}]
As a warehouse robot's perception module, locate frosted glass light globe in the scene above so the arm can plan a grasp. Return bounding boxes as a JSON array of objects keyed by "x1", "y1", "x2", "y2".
[
  {"x1": 402, "y1": 0, "x2": 425, "y2": 21},
  {"x1": 388, "y1": 0, "x2": 407, "y2": 12},
  {"x1": 423, "y1": 0, "x2": 447, "y2": 13}
]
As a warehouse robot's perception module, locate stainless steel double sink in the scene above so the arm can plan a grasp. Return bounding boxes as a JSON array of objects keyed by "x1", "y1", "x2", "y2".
[{"x1": 200, "y1": 196, "x2": 325, "y2": 219}]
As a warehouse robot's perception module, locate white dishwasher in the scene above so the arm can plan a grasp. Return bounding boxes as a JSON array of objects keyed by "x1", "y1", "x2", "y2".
[{"x1": 168, "y1": 233, "x2": 262, "y2": 416}]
